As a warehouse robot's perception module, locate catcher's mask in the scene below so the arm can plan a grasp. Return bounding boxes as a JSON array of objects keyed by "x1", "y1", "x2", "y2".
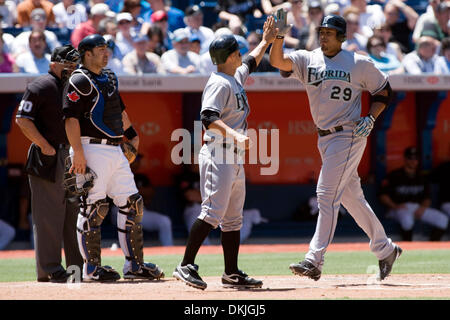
[{"x1": 63, "y1": 157, "x2": 97, "y2": 197}]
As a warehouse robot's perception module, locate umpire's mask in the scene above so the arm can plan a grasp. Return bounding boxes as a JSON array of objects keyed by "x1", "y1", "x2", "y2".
[{"x1": 51, "y1": 45, "x2": 80, "y2": 83}]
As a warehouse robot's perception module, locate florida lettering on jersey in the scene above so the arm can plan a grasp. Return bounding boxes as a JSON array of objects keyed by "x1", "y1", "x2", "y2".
[{"x1": 307, "y1": 67, "x2": 351, "y2": 86}]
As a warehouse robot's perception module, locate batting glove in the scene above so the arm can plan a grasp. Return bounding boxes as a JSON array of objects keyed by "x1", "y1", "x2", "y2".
[
  {"x1": 274, "y1": 8, "x2": 292, "y2": 37},
  {"x1": 353, "y1": 114, "x2": 375, "y2": 137}
]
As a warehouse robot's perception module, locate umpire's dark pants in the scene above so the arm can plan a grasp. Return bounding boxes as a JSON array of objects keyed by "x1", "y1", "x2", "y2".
[{"x1": 29, "y1": 147, "x2": 83, "y2": 281}]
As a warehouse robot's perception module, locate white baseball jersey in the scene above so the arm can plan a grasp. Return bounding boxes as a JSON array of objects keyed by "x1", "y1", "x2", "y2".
[
  {"x1": 288, "y1": 48, "x2": 388, "y2": 130},
  {"x1": 201, "y1": 63, "x2": 250, "y2": 143}
]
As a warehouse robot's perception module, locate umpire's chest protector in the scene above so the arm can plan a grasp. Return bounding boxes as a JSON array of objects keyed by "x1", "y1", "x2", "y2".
[{"x1": 71, "y1": 67, "x2": 124, "y2": 138}]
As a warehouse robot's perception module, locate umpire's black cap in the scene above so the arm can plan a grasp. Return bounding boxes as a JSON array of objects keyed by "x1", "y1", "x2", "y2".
[
  {"x1": 51, "y1": 45, "x2": 80, "y2": 63},
  {"x1": 78, "y1": 34, "x2": 107, "y2": 56},
  {"x1": 209, "y1": 34, "x2": 239, "y2": 65}
]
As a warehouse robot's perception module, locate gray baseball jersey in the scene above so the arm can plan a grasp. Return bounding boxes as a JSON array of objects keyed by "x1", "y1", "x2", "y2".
[
  {"x1": 197, "y1": 63, "x2": 251, "y2": 232},
  {"x1": 288, "y1": 48, "x2": 388, "y2": 130},
  {"x1": 201, "y1": 63, "x2": 250, "y2": 142},
  {"x1": 287, "y1": 48, "x2": 394, "y2": 269}
]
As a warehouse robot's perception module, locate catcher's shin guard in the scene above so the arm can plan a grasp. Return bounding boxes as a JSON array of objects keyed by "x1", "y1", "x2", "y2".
[
  {"x1": 117, "y1": 193, "x2": 145, "y2": 271},
  {"x1": 77, "y1": 198, "x2": 109, "y2": 275}
]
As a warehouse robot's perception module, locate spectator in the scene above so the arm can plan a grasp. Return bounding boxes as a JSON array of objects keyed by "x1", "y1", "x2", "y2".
[
  {"x1": 144, "y1": 0, "x2": 185, "y2": 32},
  {"x1": 379, "y1": 147, "x2": 449, "y2": 241},
  {"x1": 98, "y1": 17, "x2": 118, "y2": 38},
  {"x1": 0, "y1": 0, "x2": 17, "y2": 28},
  {"x1": 104, "y1": 34, "x2": 125, "y2": 74},
  {"x1": 52, "y1": 0, "x2": 88, "y2": 30},
  {"x1": 420, "y1": 2, "x2": 449, "y2": 42},
  {"x1": 245, "y1": 31, "x2": 277, "y2": 72},
  {"x1": 383, "y1": 0, "x2": 419, "y2": 53},
  {"x1": 342, "y1": 8, "x2": 368, "y2": 53},
  {"x1": 402, "y1": 35, "x2": 448, "y2": 74},
  {"x1": 350, "y1": 0, "x2": 385, "y2": 37},
  {"x1": 373, "y1": 23, "x2": 404, "y2": 61},
  {"x1": 149, "y1": 10, "x2": 173, "y2": 50},
  {"x1": 15, "y1": 31, "x2": 51, "y2": 74},
  {"x1": 367, "y1": 35, "x2": 404, "y2": 74},
  {"x1": 122, "y1": 34, "x2": 165, "y2": 74},
  {"x1": 216, "y1": 0, "x2": 263, "y2": 34},
  {"x1": 295, "y1": 0, "x2": 324, "y2": 50},
  {"x1": 161, "y1": 28, "x2": 200, "y2": 74},
  {"x1": 11, "y1": 8, "x2": 61, "y2": 57},
  {"x1": 0, "y1": 30, "x2": 18, "y2": 72},
  {"x1": 115, "y1": 12, "x2": 136, "y2": 57},
  {"x1": 189, "y1": 34, "x2": 201, "y2": 55},
  {"x1": 70, "y1": 3, "x2": 109, "y2": 48},
  {"x1": 110, "y1": 155, "x2": 174, "y2": 247},
  {"x1": 284, "y1": 0, "x2": 308, "y2": 49},
  {"x1": 324, "y1": 2, "x2": 341, "y2": 16},
  {"x1": 146, "y1": 24, "x2": 166, "y2": 56},
  {"x1": 17, "y1": 0, "x2": 56, "y2": 27},
  {"x1": 441, "y1": 37, "x2": 450, "y2": 69},
  {"x1": 261, "y1": 0, "x2": 292, "y2": 15},
  {"x1": 413, "y1": 0, "x2": 441, "y2": 43},
  {"x1": 183, "y1": 4, "x2": 215, "y2": 55},
  {"x1": 122, "y1": 0, "x2": 145, "y2": 28}
]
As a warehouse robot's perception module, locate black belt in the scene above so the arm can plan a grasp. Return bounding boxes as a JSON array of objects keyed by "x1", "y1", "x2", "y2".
[
  {"x1": 58, "y1": 144, "x2": 70, "y2": 150},
  {"x1": 205, "y1": 141, "x2": 240, "y2": 154},
  {"x1": 88, "y1": 138, "x2": 121, "y2": 146},
  {"x1": 317, "y1": 126, "x2": 343, "y2": 137}
]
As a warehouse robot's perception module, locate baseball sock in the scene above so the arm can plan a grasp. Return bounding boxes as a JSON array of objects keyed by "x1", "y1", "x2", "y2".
[
  {"x1": 181, "y1": 219, "x2": 213, "y2": 266},
  {"x1": 221, "y1": 230, "x2": 240, "y2": 275}
]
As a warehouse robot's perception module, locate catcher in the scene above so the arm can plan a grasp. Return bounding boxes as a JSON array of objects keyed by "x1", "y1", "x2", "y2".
[{"x1": 63, "y1": 34, "x2": 164, "y2": 282}]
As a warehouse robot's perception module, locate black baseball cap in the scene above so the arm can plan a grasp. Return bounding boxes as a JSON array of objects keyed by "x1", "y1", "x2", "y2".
[
  {"x1": 404, "y1": 147, "x2": 419, "y2": 159},
  {"x1": 51, "y1": 45, "x2": 80, "y2": 63},
  {"x1": 185, "y1": 4, "x2": 202, "y2": 16}
]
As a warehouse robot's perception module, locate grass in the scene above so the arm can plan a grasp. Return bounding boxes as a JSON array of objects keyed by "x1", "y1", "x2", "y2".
[{"x1": 0, "y1": 250, "x2": 449, "y2": 282}]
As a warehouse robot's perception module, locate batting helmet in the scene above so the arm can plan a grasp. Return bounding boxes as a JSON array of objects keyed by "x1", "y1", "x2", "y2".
[
  {"x1": 78, "y1": 34, "x2": 107, "y2": 57},
  {"x1": 209, "y1": 34, "x2": 239, "y2": 65},
  {"x1": 317, "y1": 15, "x2": 347, "y2": 42},
  {"x1": 63, "y1": 157, "x2": 97, "y2": 197}
]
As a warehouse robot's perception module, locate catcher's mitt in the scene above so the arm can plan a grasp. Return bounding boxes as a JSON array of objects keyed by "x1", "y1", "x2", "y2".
[{"x1": 121, "y1": 141, "x2": 137, "y2": 163}]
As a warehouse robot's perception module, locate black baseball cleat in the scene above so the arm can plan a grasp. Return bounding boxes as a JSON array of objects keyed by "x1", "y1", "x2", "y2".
[
  {"x1": 173, "y1": 264, "x2": 207, "y2": 290},
  {"x1": 221, "y1": 270, "x2": 263, "y2": 289},
  {"x1": 49, "y1": 269, "x2": 72, "y2": 283},
  {"x1": 378, "y1": 244, "x2": 403, "y2": 281},
  {"x1": 289, "y1": 260, "x2": 321, "y2": 281},
  {"x1": 84, "y1": 265, "x2": 121, "y2": 282},
  {"x1": 124, "y1": 262, "x2": 165, "y2": 280}
]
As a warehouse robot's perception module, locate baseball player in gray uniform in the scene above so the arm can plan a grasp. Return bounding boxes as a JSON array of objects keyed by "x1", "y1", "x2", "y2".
[
  {"x1": 270, "y1": 11, "x2": 402, "y2": 281},
  {"x1": 172, "y1": 17, "x2": 277, "y2": 290}
]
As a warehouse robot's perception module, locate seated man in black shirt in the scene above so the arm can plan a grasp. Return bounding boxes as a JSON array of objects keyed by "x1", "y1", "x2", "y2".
[{"x1": 379, "y1": 147, "x2": 448, "y2": 241}]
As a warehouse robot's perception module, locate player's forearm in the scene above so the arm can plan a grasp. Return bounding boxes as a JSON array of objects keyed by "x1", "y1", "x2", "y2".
[
  {"x1": 269, "y1": 39, "x2": 292, "y2": 71},
  {"x1": 65, "y1": 117, "x2": 83, "y2": 152},
  {"x1": 122, "y1": 111, "x2": 139, "y2": 149},
  {"x1": 15, "y1": 117, "x2": 52, "y2": 149},
  {"x1": 368, "y1": 102, "x2": 386, "y2": 119},
  {"x1": 208, "y1": 119, "x2": 247, "y2": 143},
  {"x1": 249, "y1": 39, "x2": 271, "y2": 66}
]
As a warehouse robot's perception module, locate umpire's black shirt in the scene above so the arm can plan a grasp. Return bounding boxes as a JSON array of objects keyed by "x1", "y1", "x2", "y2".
[{"x1": 16, "y1": 72, "x2": 68, "y2": 148}]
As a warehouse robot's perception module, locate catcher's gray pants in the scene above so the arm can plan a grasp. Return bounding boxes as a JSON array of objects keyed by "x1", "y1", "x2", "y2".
[
  {"x1": 305, "y1": 127, "x2": 395, "y2": 270},
  {"x1": 29, "y1": 147, "x2": 83, "y2": 280}
]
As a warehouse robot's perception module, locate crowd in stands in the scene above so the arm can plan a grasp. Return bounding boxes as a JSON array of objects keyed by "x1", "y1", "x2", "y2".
[{"x1": 0, "y1": 0, "x2": 449, "y2": 76}]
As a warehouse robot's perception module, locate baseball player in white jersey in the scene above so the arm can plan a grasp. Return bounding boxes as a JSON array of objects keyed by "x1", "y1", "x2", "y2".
[
  {"x1": 172, "y1": 17, "x2": 277, "y2": 290},
  {"x1": 270, "y1": 11, "x2": 402, "y2": 281}
]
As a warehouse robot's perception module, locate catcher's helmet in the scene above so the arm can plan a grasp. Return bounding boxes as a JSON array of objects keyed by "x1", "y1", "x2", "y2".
[
  {"x1": 78, "y1": 34, "x2": 107, "y2": 57},
  {"x1": 209, "y1": 34, "x2": 239, "y2": 65},
  {"x1": 317, "y1": 15, "x2": 347, "y2": 42},
  {"x1": 63, "y1": 157, "x2": 97, "y2": 197}
]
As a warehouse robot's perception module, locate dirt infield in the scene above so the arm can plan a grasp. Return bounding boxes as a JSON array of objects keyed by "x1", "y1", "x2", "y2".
[
  {"x1": 1, "y1": 242, "x2": 450, "y2": 300},
  {"x1": 2, "y1": 274, "x2": 450, "y2": 300}
]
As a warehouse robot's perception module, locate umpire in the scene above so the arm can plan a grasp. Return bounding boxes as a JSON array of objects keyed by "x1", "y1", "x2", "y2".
[{"x1": 16, "y1": 45, "x2": 83, "y2": 282}]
